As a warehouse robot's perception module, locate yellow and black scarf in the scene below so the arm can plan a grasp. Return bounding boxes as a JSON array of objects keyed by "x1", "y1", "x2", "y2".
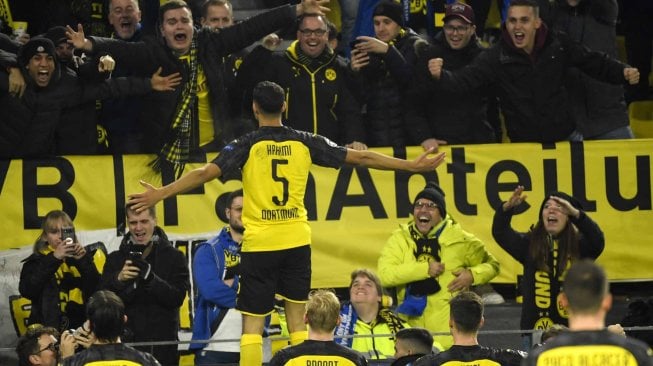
[{"x1": 151, "y1": 37, "x2": 199, "y2": 178}]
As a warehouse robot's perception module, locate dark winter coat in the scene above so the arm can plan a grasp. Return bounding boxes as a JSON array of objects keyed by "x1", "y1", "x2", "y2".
[
  {"x1": 355, "y1": 28, "x2": 423, "y2": 148},
  {"x1": 407, "y1": 32, "x2": 498, "y2": 145},
  {"x1": 438, "y1": 24, "x2": 628, "y2": 143},
  {"x1": 100, "y1": 228, "x2": 190, "y2": 366},
  {"x1": 88, "y1": 5, "x2": 297, "y2": 153},
  {"x1": 542, "y1": 0, "x2": 629, "y2": 138}
]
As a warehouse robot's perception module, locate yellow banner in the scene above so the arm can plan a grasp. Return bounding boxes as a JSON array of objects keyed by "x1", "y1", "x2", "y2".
[
  {"x1": 1, "y1": 141, "x2": 652, "y2": 288},
  {"x1": 0, "y1": 0, "x2": 13, "y2": 26}
]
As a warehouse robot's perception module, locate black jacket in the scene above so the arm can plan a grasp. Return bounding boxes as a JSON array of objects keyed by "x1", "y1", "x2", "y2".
[
  {"x1": 541, "y1": 0, "x2": 629, "y2": 138},
  {"x1": 414, "y1": 345, "x2": 526, "y2": 366},
  {"x1": 88, "y1": 5, "x2": 297, "y2": 153},
  {"x1": 63, "y1": 343, "x2": 161, "y2": 366},
  {"x1": 407, "y1": 32, "x2": 498, "y2": 145},
  {"x1": 239, "y1": 41, "x2": 365, "y2": 145},
  {"x1": 19, "y1": 245, "x2": 101, "y2": 332},
  {"x1": 0, "y1": 60, "x2": 153, "y2": 158},
  {"x1": 100, "y1": 228, "x2": 190, "y2": 366},
  {"x1": 354, "y1": 28, "x2": 423, "y2": 148},
  {"x1": 439, "y1": 24, "x2": 628, "y2": 143}
]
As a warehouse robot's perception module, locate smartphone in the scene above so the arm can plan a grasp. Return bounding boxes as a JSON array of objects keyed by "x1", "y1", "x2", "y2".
[
  {"x1": 350, "y1": 38, "x2": 363, "y2": 49},
  {"x1": 129, "y1": 251, "x2": 143, "y2": 262},
  {"x1": 61, "y1": 227, "x2": 75, "y2": 242},
  {"x1": 127, "y1": 243, "x2": 144, "y2": 262}
]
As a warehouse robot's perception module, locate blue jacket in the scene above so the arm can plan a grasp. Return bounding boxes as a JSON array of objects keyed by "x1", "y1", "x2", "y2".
[{"x1": 190, "y1": 228, "x2": 240, "y2": 350}]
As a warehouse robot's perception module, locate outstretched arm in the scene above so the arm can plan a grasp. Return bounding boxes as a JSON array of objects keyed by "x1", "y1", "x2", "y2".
[
  {"x1": 344, "y1": 148, "x2": 446, "y2": 172},
  {"x1": 128, "y1": 163, "x2": 222, "y2": 212}
]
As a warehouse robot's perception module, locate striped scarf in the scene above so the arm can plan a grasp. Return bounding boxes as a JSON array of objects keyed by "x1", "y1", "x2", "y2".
[{"x1": 150, "y1": 37, "x2": 199, "y2": 178}]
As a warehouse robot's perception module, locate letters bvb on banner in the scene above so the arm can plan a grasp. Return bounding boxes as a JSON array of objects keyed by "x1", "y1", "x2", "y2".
[{"x1": 1, "y1": 141, "x2": 651, "y2": 288}]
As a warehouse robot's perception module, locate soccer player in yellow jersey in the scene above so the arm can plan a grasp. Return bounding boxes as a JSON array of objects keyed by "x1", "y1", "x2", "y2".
[
  {"x1": 128, "y1": 81, "x2": 446, "y2": 365},
  {"x1": 525, "y1": 260, "x2": 653, "y2": 366}
]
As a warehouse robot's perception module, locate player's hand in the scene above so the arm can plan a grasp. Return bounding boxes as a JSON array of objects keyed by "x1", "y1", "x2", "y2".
[
  {"x1": 128, "y1": 180, "x2": 164, "y2": 213},
  {"x1": 410, "y1": 148, "x2": 446, "y2": 172}
]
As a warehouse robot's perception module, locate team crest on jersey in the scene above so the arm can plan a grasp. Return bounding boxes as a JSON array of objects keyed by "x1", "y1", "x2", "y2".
[
  {"x1": 557, "y1": 293, "x2": 569, "y2": 318},
  {"x1": 325, "y1": 68, "x2": 336, "y2": 81},
  {"x1": 534, "y1": 317, "x2": 554, "y2": 330},
  {"x1": 416, "y1": 253, "x2": 435, "y2": 262},
  {"x1": 234, "y1": 58, "x2": 243, "y2": 70}
]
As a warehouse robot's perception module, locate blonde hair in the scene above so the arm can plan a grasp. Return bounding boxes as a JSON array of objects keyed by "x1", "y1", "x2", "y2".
[
  {"x1": 34, "y1": 210, "x2": 75, "y2": 253},
  {"x1": 305, "y1": 289, "x2": 340, "y2": 332}
]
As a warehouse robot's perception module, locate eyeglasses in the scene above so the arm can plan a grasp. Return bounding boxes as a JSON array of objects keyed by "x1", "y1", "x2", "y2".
[
  {"x1": 36, "y1": 342, "x2": 58, "y2": 354},
  {"x1": 415, "y1": 201, "x2": 438, "y2": 210},
  {"x1": 298, "y1": 28, "x2": 327, "y2": 37},
  {"x1": 443, "y1": 24, "x2": 470, "y2": 34}
]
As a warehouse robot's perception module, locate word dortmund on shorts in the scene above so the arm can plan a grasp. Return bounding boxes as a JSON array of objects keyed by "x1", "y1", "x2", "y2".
[{"x1": 262, "y1": 207, "x2": 299, "y2": 220}]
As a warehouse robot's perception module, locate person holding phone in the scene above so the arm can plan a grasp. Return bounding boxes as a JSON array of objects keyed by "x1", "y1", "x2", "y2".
[
  {"x1": 349, "y1": 0, "x2": 425, "y2": 149},
  {"x1": 19, "y1": 210, "x2": 105, "y2": 333},
  {"x1": 99, "y1": 203, "x2": 190, "y2": 366}
]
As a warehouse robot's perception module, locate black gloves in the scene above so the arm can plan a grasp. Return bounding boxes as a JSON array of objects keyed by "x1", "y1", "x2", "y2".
[{"x1": 131, "y1": 257, "x2": 153, "y2": 282}]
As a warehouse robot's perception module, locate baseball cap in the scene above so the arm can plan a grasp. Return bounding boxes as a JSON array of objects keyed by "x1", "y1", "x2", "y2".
[{"x1": 443, "y1": 2, "x2": 475, "y2": 25}]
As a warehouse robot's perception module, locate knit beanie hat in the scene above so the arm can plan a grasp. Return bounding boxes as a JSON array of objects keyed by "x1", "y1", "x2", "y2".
[
  {"x1": 373, "y1": 0, "x2": 405, "y2": 27},
  {"x1": 414, "y1": 182, "x2": 446, "y2": 217},
  {"x1": 45, "y1": 26, "x2": 68, "y2": 46},
  {"x1": 18, "y1": 37, "x2": 56, "y2": 66}
]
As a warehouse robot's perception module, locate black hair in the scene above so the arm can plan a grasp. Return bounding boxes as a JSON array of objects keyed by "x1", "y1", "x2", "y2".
[
  {"x1": 86, "y1": 290, "x2": 126, "y2": 342},
  {"x1": 16, "y1": 326, "x2": 59, "y2": 366},
  {"x1": 509, "y1": 0, "x2": 540, "y2": 17},
  {"x1": 159, "y1": 0, "x2": 192, "y2": 27},
  {"x1": 450, "y1": 291, "x2": 484, "y2": 333},
  {"x1": 395, "y1": 327, "x2": 434, "y2": 355},
  {"x1": 253, "y1": 81, "x2": 285, "y2": 114},
  {"x1": 563, "y1": 259, "x2": 608, "y2": 314},
  {"x1": 226, "y1": 189, "x2": 243, "y2": 208}
]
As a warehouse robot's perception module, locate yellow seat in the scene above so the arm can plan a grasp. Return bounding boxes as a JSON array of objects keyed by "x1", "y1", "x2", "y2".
[{"x1": 629, "y1": 101, "x2": 653, "y2": 138}]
